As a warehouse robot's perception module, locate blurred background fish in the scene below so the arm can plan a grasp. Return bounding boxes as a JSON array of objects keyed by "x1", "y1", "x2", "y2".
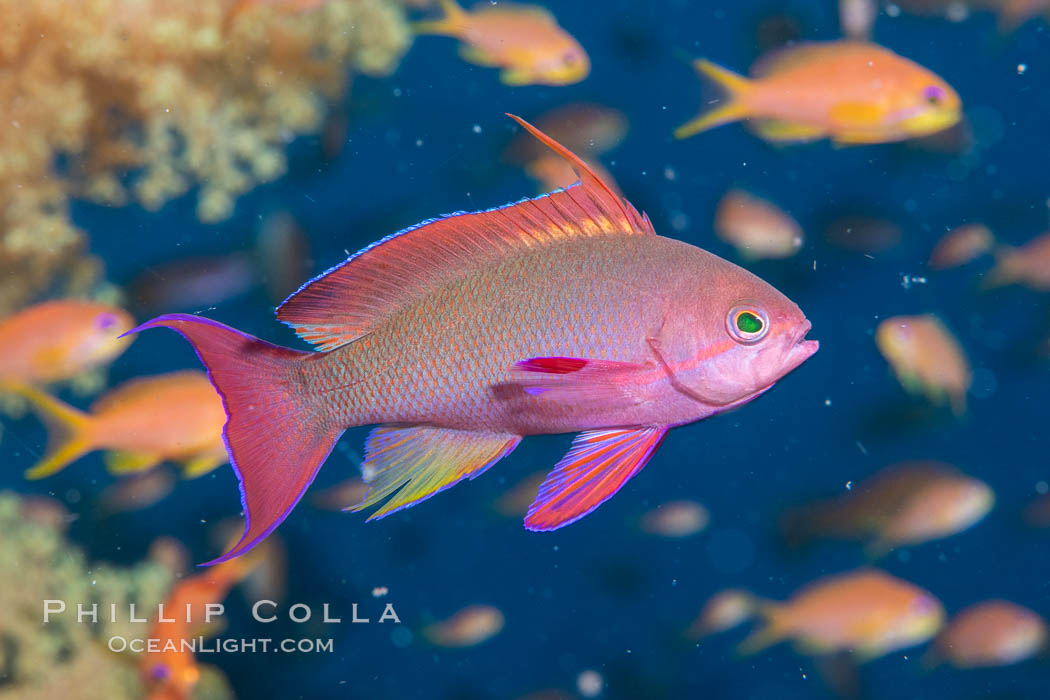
[
  {"x1": 927, "y1": 600, "x2": 1049, "y2": 668},
  {"x1": 780, "y1": 461, "x2": 993, "y2": 555},
  {"x1": 731, "y1": 569, "x2": 945, "y2": 661},
  {"x1": 714, "y1": 188, "x2": 804, "y2": 260},
  {"x1": 423, "y1": 604, "x2": 505, "y2": 647},
  {"x1": 875, "y1": 314, "x2": 972, "y2": 414},
  {"x1": 984, "y1": 231, "x2": 1050, "y2": 290},
  {"x1": 412, "y1": 0, "x2": 589, "y2": 85},
  {"x1": 0, "y1": 300, "x2": 133, "y2": 387},
  {"x1": 11, "y1": 370, "x2": 227, "y2": 479},
  {"x1": 675, "y1": 41, "x2": 961, "y2": 144},
  {"x1": 928, "y1": 223, "x2": 996, "y2": 269}
]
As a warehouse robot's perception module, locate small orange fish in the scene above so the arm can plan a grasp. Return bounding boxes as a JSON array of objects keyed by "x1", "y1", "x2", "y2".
[
  {"x1": 715, "y1": 189, "x2": 804, "y2": 260},
  {"x1": 984, "y1": 232, "x2": 1050, "y2": 291},
  {"x1": 0, "y1": 300, "x2": 134, "y2": 385},
  {"x1": 686, "y1": 588, "x2": 755, "y2": 638},
  {"x1": 782, "y1": 461, "x2": 993, "y2": 555},
  {"x1": 930, "y1": 600, "x2": 1048, "y2": 668},
  {"x1": 13, "y1": 370, "x2": 227, "y2": 479},
  {"x1": 639, "y1": 500, "x2": 709, "y2": 537},
  {"x1": 736, "y1": 569, "x2": 945, "y2": 660},
  {"x1": 141, "y1": 540, "x2": 271, "y2": 700},
  {"x1": 424, "y1": 604, "x2": 505, "y2": 647},
  {"x1": 928, "y1": 223, "x2": 995, "y2": 269},
  {"x1": 676, "y1": 41, "x2": 961, "y2": 145},
  {"x1": 875, "y1": 314, "x2": 971, "y2": 414},
  {"x1": 414, "y1": 0, "x2": 589, "y2": 86}
]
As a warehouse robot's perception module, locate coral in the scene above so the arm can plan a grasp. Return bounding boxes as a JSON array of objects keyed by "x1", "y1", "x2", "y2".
[
  {"x1": 0, "y1": 0, "x2": 410, "y2": 315},
  {"x1": 0, "y1": 491, "x2": 227, "y2": 699}
]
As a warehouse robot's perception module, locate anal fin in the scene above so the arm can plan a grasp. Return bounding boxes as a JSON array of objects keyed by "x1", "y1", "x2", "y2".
[
  {"x1": 525, "y1": 426, "x2": 668, "y2": 531},
  {"x1": 351, "y1": 426, "x2": 522, "y2": 519},
  {"x1": 752, "y1": 118, "x2": 826, "y2": 143},
  {"x1": 105, "y1": 450, "x2": 163, "y2": 475}
]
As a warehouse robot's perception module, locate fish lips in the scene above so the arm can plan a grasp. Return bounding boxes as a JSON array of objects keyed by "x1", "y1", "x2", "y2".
[{"x1": 782, "y1": 320, "x2": 818, "y2": 374}]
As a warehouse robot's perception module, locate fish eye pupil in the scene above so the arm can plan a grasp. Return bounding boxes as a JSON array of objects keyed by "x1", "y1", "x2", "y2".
[
  {"x1": 923, "y1": 86, "x2": 944, "y2": 105},
  {"x1": 736, "y1": 311, "x2": 763, "y2": 334}
]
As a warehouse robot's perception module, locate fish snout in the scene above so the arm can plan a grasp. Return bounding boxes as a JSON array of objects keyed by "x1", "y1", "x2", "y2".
[{"x1": 782, "y1": 319, "x2": 818, "y2": 374}]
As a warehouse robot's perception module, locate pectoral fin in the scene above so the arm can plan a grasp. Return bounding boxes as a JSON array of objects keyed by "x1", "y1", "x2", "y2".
[
  {"x1": 504, "y1": 356, "x2": 652, "y2": 410},
  {"x1": 500, "y1": 67, "x2": 536, "y2": 86},
  {"x1": 525, "y1": 427, "x2": 668, "y2": 531}
]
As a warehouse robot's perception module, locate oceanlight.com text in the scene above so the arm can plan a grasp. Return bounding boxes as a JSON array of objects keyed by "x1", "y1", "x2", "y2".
[{"x1": 107, "y1": 636, "x2": 335, "y2": 655}]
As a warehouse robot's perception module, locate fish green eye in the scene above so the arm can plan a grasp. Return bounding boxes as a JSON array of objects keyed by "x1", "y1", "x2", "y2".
[
  {"x1": 727, "y1": 305, "x2": 770, "y2": 343},
  {"x1": 737, "y1": 312, "x2": 762, "y2": 333}
]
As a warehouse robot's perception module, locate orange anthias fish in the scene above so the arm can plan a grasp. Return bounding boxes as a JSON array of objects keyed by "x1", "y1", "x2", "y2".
[
  {"x1": 413, "y1": 1, "x2": 590, "y2": 86},
  {"x1": 737, "y1": 569, "x2": 945, "y2": 660},
  {"x1": 675, "y1": 41, "x2": 962, "y2": 145},
  {"x1": 128, "y1": 115, "x2": 818, "y2": 564},
  {"x1": 714, "y1": 189, "x2": 804, "y2": 260},
  {"x1": 984, "y1": 232, "x2": 1050, "y2": 291},
  {"x1": 928, "y1": 223, "x2": 995, "y2": 270},
  {"x1": 423, "y1": 604, "x2": 505, "y2": 647},
  {"x1": 141, "y1": 541, "x2": 271, "y2": 700},
  {"x1": 930, "y1": 600, "x2": 1049, "y2": 668},
  {"x1": 14, "y1": 370, "x2": 228, "y2": 479},
  {"x1": 781, "y1": 461, "x2": 993, "y2": 555},
  {"x1": 875, "y1": 314, "x2": 971, "y2": 414},
  {"x1": 0, "y1": 300, "x2": 134, "y2": 385}
]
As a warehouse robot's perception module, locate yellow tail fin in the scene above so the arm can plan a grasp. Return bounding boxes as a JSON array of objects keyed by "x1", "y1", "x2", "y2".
[
  {"x1": 411, "y1": 0, "x2": 468, "y2": 36},
  {"x1": 6, "y1": 383, "x2": 95, "y2": 479},
  {"x1": 674, "y1": 59, "x2": 753, "y2": 139}
]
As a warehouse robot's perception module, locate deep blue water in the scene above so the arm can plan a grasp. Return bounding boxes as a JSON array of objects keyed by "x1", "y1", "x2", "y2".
[{"x1": 4, "y1": 1, "x2": 1050, "y2": 698}]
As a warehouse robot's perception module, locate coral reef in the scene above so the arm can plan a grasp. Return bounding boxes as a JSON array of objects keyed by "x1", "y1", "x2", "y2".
[
  {"x1": 0, "y1": 0, "x2": 410, "y2": 315},
  {"x1": 0, "y1": 491, "x2": 229, "y2": 699}
]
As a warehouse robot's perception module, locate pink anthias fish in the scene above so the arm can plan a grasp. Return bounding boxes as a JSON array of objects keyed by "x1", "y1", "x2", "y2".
[{"x1": 128, "y1": 115, "x2": 818, "y2": 564}]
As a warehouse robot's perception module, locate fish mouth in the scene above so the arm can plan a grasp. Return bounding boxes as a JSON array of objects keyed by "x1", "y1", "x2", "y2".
[{"x1": 783, "y1": 320, "x2": 818, "y2": 373}]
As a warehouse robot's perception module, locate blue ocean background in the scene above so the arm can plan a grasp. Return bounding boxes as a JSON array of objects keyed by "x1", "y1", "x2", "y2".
[{"x1": 3, "y1": 1, "x2": 1050, "y2": 698}]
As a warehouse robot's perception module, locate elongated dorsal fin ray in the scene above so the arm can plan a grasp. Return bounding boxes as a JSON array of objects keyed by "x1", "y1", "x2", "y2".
[{"x1": 277, "y1": 115, "x2": 654, "y2": 352}]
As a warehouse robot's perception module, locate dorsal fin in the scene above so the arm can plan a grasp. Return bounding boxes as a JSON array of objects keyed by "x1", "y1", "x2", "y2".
[
  {"x1": 276, "y1": 114, "x2": 654, "y2": 352},
  {"x1": 750, "y1": 40, "x2": 876, "y2": 78}
]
